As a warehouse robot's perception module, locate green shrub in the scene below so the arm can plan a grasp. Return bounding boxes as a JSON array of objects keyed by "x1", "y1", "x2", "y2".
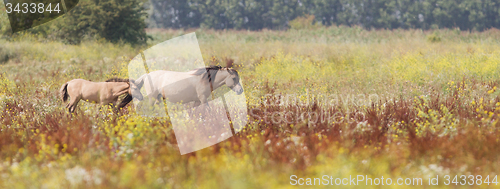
[
  {"x1": 0, "y1": 46, "x2": 17, "y2": 64},
  {"x1": 427, "y1": 32, "x2": 441, "y2": 43},
  {"x1": 289, "y1": 15, "x2": 322, "y2": 30}
]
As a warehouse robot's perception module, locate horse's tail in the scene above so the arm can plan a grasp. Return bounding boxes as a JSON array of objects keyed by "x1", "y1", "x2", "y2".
[{"x1": 60, "y1": 83, "x2": 69, "y2": 102}]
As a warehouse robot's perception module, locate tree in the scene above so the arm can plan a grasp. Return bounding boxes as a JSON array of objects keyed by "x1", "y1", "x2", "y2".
[
  {"x1": 147, "y1": 0, "x2": 201, "y2": 28},
  {"x1": 58, "y1": 0, "x2": 148, "y2": 45}
]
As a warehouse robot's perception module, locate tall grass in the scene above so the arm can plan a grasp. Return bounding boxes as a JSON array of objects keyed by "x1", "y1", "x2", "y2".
[{"x1": 1, "y1": 28, "x2": 500, "y2": 188}]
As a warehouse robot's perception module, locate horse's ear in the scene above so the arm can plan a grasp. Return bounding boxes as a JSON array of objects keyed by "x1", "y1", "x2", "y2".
[
  {"x1": 134, "y1": 78, "x2": 144, "y2": 89},
  {"x1": 224, "y1": 57, "x2": 234, "y2": 68},
  {"x1": 129, "y1": 79, "x2": 140, "y2": 87}
]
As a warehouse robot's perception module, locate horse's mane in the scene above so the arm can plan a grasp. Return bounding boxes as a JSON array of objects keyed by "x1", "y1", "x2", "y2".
[
  {"x1": 191, "y1": 66, "x2": 222, "y2": 75},
  {"x1": 191, "y1": 66, "x2": 238, "y2": 83},
  {"x1": 106, "y1": 78, "x2": 135, "y2": 83},
  {"x1": 118, "y1": 94, "x2": 133, "y2": 109}
]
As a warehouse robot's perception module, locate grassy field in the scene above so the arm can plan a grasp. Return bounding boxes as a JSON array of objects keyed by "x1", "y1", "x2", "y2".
[{"x1": 2, "y1": 27, "x2": 500, "y2": 188}]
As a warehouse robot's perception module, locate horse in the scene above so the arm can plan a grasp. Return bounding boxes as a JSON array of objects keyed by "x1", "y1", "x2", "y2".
[
  {"x1": 60, "y1": 78, "x2": 143, "y2": 113},
  {"x1": 132, "y1": 66, "x2": 243, "y2": 108}
]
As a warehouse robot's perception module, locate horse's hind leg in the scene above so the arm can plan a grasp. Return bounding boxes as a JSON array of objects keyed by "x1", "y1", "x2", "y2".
[{"x1": 68, "y1": 97, "x2": 81, "y2": 114}]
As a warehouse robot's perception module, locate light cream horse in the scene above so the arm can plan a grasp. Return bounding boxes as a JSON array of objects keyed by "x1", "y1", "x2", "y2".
[
  {"x1": 133, "y1": 66, "x2": 243, "y2": 107},
  {"x1": 60, "y1": 78, "x2": 143, "y2": 113}
]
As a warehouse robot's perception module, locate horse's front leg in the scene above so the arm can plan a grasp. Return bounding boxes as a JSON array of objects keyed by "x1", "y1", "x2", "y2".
[
  {"x1": 109, "y1": 101, "x2": 119, "y2": 114},
  {"x1": 101, "y1": 103, "x2": 118, "y2": 114},
  {"x1": 196, "y1": 94, "x2": 213, "y2": 117},
  {"x1": 111, "y1": 104, "x2": 119, "y2": 114},
  {"x1": 198, "y1": 94, "x2": 210, "y2": 107},
  {"x1": 154, "y1": 93, "x2": 163, "y2": 106},
  {"x1": 145, "y1": 91, "x2": 159, "y2": 108},
  {"x1": 100, "y1": 100, "x2": 118, "y2": 114},
  {"x1": 195, "y1": 85, "x2": 213, "y2": 117},
  {"x1": 193, "y1": 101, "x2": 201, "y2": 108}
]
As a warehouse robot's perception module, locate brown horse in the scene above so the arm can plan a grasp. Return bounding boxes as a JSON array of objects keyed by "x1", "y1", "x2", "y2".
[{"x1": 60, "y1": 78, "x2": 143, "y2": 113}]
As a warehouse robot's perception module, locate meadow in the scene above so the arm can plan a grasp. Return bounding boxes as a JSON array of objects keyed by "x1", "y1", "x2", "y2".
[{"x1": 1, "y1": 27, "x2": 500, "y2": 188}]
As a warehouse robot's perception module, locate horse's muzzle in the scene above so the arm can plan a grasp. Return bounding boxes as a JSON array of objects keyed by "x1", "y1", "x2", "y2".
[
  {"x1": 235, "y1": 88, "x2": 243, "y2": 95},
  {"x1": 133, "y1": 94, "x2": 144, "y2": 101},
  {"x1": 231, "y1": 84, "x2": 244, "y2": 95}
]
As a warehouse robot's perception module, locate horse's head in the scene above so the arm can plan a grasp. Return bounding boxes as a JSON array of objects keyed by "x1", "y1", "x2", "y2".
[
  {"x1": 128, "y1": 80, "x2": 144, "y2": 100},
  {"x1": 224, "y1": 69, "x2": 243, "y2": 95}
]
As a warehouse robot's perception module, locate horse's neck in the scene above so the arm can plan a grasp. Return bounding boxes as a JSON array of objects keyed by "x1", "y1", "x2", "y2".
[
  {"x1": 109, "y1": 82, "x2": 129, "y2": 95},
  {"x1": 213, "y1": 71, "x2": 228, "y2": 88}
]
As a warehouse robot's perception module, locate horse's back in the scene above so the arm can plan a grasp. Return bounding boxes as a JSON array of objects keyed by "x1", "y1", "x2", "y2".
[
  {"x1": 143, "y1": 70, "x2": 198, "y2": 86},
  {"x1": 150, "y1": 70, "x2": 195, "y2": 78},
  {"x1": 68, "y1": 79, "x2": 102, "y2": 90},
  {"x1": 142, "y1": 70, "x2": 201, "y2": 103},
  {"x1": 67, "y1": 79, "x2": 89, "y2": 89},
  {"x1": 68, "y1": 78, "x2": 89, "y2": 83}
]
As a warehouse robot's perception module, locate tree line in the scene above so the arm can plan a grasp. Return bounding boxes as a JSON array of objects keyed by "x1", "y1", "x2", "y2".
[
  {"x1": 3, "y1": 0, "x2": 500, "y2": 45},
  {"x1": 148, "y1": 0, "x2": 500, "y2": 31}
]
